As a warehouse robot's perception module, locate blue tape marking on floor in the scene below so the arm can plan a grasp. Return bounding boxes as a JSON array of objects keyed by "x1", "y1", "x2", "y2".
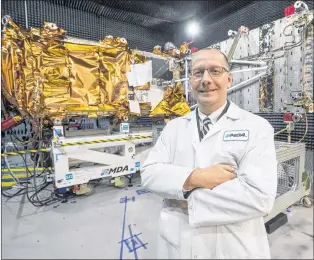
[
  {"x1": 123, "y1": 227, "x2": 148, "y2": 253},
  {"x1": 133, "y1": 234, "x2": 148, "y2": 250},
  {"x1": 120, "y1": 196, "x2": 136, "y2": 203},
  {"x1": 119, "y1": 197, "x2": 147, "y2": 259},
  {"x1": 119, "y1": 239, "x2": 132, "y2": 252},
  {"x1": 119, "y1": 230, "x2": 147, "y2": 254},
  {"x1": 136, "y1": 189, "x2": 151, "y2": 195},
  {"x1": 128, "y1": 235, "x2": 148, "y2": 252},
  {"x1": 123, "y1": 238, "x2": 133, "y2": 252},
  {"x1": 119, "y1": 196, "x2": 128, "y2": 260},
  {"x1": 128, "y1": 225, "x2": 138, "y2": 260},
  {"x1": 122, "y1": 233, "x2": 143, "y2": 252},
  {"x1": 120, "y1": 197, "x2": 127, "y2": 203}
]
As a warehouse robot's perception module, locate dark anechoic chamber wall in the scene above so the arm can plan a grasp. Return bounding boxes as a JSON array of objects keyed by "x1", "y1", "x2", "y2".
[
  {"x1": 174, "y1": 0, "x2": 313, "y2": 49},
  {"x1": 1, "y1": 0, "x2": 172, "y2": 51},
  {"x1": 256, "y1": 113, "x2": 314, "y2": 151}
]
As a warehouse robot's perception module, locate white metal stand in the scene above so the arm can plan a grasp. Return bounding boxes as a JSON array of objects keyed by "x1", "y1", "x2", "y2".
[
  {"x1": 52, "y1": 131, "x2": 152, "y2": 189},
  {"x1": 264, "y1": 142, "x2": 309, "y2": 223}
]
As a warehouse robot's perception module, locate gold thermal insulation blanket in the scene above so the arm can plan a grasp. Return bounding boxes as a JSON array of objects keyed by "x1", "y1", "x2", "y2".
[
  {"x1": 150, "y1": 82, "x2": 190, "y2": 117},
  {"x1": 1, "y1": 19, "x2": 132, "y2": 119}
]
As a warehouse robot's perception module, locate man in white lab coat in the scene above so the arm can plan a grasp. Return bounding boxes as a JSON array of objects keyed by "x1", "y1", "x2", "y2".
[{"x1": 141, "y1": 48, "x2": 278, "y2": 259}]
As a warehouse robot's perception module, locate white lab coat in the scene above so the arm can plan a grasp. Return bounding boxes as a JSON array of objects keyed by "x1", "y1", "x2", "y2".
[{"x1": 141, "y1": 101, "x2": 278, "y2": 259}]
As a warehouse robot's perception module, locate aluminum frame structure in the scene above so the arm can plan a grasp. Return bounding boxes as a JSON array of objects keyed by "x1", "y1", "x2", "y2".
[{"x1": 203, "y1": 8, "x2": 314, "y2": 113}]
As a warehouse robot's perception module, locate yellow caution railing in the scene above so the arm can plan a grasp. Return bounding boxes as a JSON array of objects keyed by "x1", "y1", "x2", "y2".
[
  {"x1": 59, "y1": 135, "x2": 152, "y2": 147},
  {"x1": 1, "y1": 135, "x2": 152, "y2": 157}
]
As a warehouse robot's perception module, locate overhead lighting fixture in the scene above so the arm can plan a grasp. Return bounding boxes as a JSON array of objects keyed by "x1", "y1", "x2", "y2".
[{"x1": 187, "y1": 21, "x2": 199, "y2": 37}]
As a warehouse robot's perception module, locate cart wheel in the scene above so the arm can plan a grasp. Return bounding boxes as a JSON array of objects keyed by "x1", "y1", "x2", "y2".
[
  {"x1": 114, "y1": 176, "x2": 129, "y2": 188},
  {"x1": 301, "y1": 196, "x2": 313, "y2": 208},
  {"x1": 84, "y1": 184, "x2": 95, "y2": 196}
]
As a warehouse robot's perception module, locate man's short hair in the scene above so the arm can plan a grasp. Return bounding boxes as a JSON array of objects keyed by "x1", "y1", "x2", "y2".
[
  {"x1": 205, "y1": 48, "x2": 230, "y2": 71},
  {"x1": 192, "y1": 48, "x2": 230, "y2": 71}
]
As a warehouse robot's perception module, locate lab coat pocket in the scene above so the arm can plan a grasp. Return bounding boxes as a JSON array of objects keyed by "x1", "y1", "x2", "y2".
[{"x1": 158, "y1": 209, "x2": 181, "y2": 249}]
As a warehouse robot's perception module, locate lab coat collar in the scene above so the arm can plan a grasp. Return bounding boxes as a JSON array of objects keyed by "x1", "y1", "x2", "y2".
[
  {"x1": 182, "y1": 101, "x2": 241, "y2": 121},
  {"x1": 225, "y1": 101, "x2": 242, "y2": 120},
  {"x1": 181, "y1": 101, "x2": 242, "y2": 145}
]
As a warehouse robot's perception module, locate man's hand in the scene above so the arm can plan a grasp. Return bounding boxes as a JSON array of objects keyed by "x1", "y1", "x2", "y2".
[{"x1": 183, "y1": 164, "x2": 236, "y2": 190}]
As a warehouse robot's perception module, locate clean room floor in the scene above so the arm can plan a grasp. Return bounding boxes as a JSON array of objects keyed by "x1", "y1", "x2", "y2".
[{"x1": 1, "y1": 176, "x2": 313, "y2": 259}]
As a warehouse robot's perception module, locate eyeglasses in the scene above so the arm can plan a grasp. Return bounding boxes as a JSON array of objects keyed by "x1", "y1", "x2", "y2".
[{"x1": 191, "y1": 67, "x2": 229, "y2": 81}]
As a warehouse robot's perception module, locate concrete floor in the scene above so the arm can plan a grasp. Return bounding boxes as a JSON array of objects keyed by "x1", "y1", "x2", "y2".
[{"x1": 1, "y1": 176, "x2": 313, "y2": 259}]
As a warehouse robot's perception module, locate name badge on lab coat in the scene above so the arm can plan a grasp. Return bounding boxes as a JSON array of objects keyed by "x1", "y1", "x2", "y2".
[{"x1": 223, "y1": 130, "x2": 249, "y2": 141}]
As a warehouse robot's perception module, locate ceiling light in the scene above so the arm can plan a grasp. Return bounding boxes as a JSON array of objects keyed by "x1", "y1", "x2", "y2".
[{"x1": 187, "y1": 21, "x2": 199, "y2": 37}]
